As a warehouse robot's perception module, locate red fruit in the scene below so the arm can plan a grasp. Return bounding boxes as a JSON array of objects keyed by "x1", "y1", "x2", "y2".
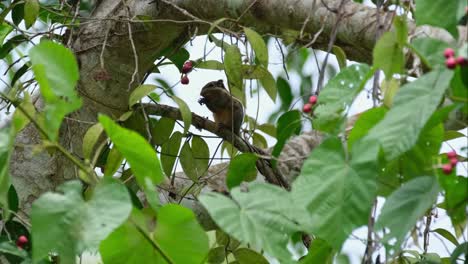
[
  {"x1": 449, "y1": 157, "x2": 458, "y2": 167},
  {"x1": 442, "y1": 164, "x2": 453, "y2": 174},
  {"x1": 16, "y1": 235, "x2": 28, "y2": 248},
  {"x1": 303, "y1": 103, "x2": 312, "y2": 113},
  {"x1": 443, "y1": 48, "x2": 455, "y2": 58},
  {"x1": 447, "y1": 151, "x2": 457, "y2": 159},
  {"x1": 455, "y1": 56, "x2": 468, "y2": 66},
  {"x1": 446, "y1": 57, "x2": 457, "y2": 69},
  {"x1": 308, "y1": 95, "x2": 318, "y2": 105},
  {"x1": 181, "y1": 75, "x2": 189, "y2": 85},
  {"x1": 182, "y1": 61, "x2": 193, "y2": 74}
]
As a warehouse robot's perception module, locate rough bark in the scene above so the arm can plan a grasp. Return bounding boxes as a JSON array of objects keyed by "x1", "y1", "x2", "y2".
[{"x1": 9, "y1": 0, "x2": 467, "y2": 214}]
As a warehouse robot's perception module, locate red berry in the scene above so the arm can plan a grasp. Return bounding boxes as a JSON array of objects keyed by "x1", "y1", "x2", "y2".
[
  {"x1": 182, "y1": 61, "x2": 193, "y2": 74},
  {"x1": 449, "y1": 157, "x2": 458, "y2": 167},
  {"x1": 446, "y1": 57, "x2": 457, "y2": 69},
  {"x1": 308, "y1": 95, "x2": 318, "y2": 105},
  {"x1": 443, "y1": 48, "x2": 455, "y2": 58},
  {"x1": 181, "y1": 75, "x2": 189, "y2": 85},
  {"x1": 447, "y1": 151, "x2": 457, "y2": 159},
  {"x1": 303, "y1": 103, "x2": 312, "y2": 113},
  {"x1": 455, "y1": 56, "x2": 468, "y2": 66},
  {"x1": 442, "y1": 164, "x2": 453, "y2": 174},
  {"x1": 16, "y1": 235, "x2": 28, "y2": 248}
]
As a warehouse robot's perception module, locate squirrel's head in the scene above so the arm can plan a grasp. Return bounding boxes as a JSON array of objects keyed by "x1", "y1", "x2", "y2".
[{"x1": 200, "y1": 79, "x2": 226, "y2": 93}]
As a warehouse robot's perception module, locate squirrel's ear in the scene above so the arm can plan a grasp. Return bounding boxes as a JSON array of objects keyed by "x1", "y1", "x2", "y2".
[{"x1": 217, "y1": 79, "x2": 224, "y2": 86}]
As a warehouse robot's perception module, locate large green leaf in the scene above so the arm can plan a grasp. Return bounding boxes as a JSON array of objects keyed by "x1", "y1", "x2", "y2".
[
  {"x1": 226, "y1": 153, "x2": 258, "y2": 190},
  {"x1": 271, "y1": 110, "x2": 302, "y2": 166},
  {"x1": 0, "y1": 125, "x2": 13, "y2": 219},
  {"x1": 244, "y1": 27, "x2": 268, "y2": 67},
  {"x1": 172, "y1": 96, "x2": 192, "y2": 135},
  {"x1": 99, "y1": 115, "x2": 163, "y2": 210},
  {"x1": 313, "y1": 64, "x2": 372, "y2": 133},
  {"x1": 129, "y1": 84, "x2": 157, "y2": 107},
  {"x1": 24, "y1": 0, "x2": 39, "y2": 28},
  {"x1": 29, "y1": 41, "x2": 81, "y2": 141},
  {"x1": 364, "y1": 68, "x2": 453, "y2": 160},
  {"x1": 32, "y1": 178, "x2": 132, "y2": 263},
  {"x1": 373, "y1": 32, "x2": 404, "y2": 79},
  {"x1": 233, "y1": 248, "x2": 269, "y2": 264},
  {"x1": 161, "y1": 131, "x2": 182, "y2": 177},
  {"x1": 154, "y1": 204, "x2": 209, "y2": 264},
  {"x1": 410, "y1": 37, "x2": 449, "y2": 68},
  {"x1": 438, "y1": 174, "x2": 468, "y2": 227},
  {"x1": 291, "y1": 137, "x2": 379, "y2": 249},
  {"x1": 299, "y1": 238, "x2": 334, "y2": 264},
  {"x1": 375, "y1": 176, "x2": 440, "y2": 250},
  {"x1": 100, "y1": 209, "x2": 163, "y2": 264},
  {"x1": 200, "y1": 183, "x2": 299, "y2": 262},
  {"x1": 224, "y1": 45, "x2": 243, "y2": 96},
  {"x1": 415, "y1": 0, "x2": 464, "y2": 38},
  {"x1": 151, "y1": 117, "x2": 175, "y2": 146}
]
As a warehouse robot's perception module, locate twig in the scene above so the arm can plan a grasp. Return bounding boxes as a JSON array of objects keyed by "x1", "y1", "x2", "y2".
[{"x1": 125, "y1": 5, "x2": 140, "y2": 91}]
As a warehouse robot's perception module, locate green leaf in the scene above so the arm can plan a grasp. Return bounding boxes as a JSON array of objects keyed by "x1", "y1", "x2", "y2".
[
  {"x1": 104, "y1": 147, "x2": 124, "y2": 177},
  {"x1": 224, "y1": 45, "x2": 243, "y2": 94},
  {"x1": 291, "y1": 137, "x2": 379, "y2": 249},
  {"x1": 252, "y1": 132, "x2": 268, "y2": 149},
  {"x1": 151, "y1": 117, "x2": 175, "y2": 146},
  {"x1": 195, "y1": 60, "x2": 224, "y2": 70},
  {"x1": 332, "y1": 46, "x2": 347, "y2": 69},
  {"x1": 431, "y1": 228, "x2": 459, "y2": 247},
  {"x1": 82, "y1": 123, "x2": 103, "y2": 160},
  {"x1": 24, "y1": 0, "x2": 39, "y2": 29},
  {"x1": 99, "y1": 115, "x2": 163, "y2": 210},
  {"x1": 192, "y1": 135, "x2": 209, "y2": 177},
  {"x1": 0, "y1": 241, "x2": 29, "y2": 259},
  {"x1": 410, "y1": 37, "x2": 449, "y2": 68},
  {"x1": 200, "y1": 183, "x2": 299, "y2": 262},
  {"x1": 348, "y1": 107, "x2": 387, "y2": 150},
  {"x1": 259, "y1": 69, "x2": 277, "y2": 102},
  {"x1": 207, "y1": 246, "x2": 226, "y2": 264},
  {"x1": 12, "y1": 93, "x2": 35, "y2": 133},
  {"x1": 373, "y1": 31, "x2": 404, "y2": 79},
  {"x1": 271, "y1": 110, "x2": 302, "y2": 166},
  {"x1": 257, "y1": 123, "x2": 276, "y2": 138},
  {"x1": 161, "y1": 131, "x2": 182, "y2": 177},
  {"x1": 381, "y1": 78, "x2": 400, "y2": 108},
  {"x1": 299, "y1": 238, "x2": 334, "y2": 264},
  {"x1": 165, "y1": 47, "x2": 189, "y2": 72},
  {"x1": 226, "y1": 153, "x2": 258, "y2": 190},
  {"x1": 415, "y1": 0, "x2": 463, "y2": 38},
  {"x1": 314, "y1": 64, "x2": 372, "y2": 133},
  {"x1": 129, "y1": 84, "x2": 156, "y2": 107},
  {"x1": 277, "y1": 77, "x2": 293, "y2": 109},
  {"x1": 32, "y1": 178, "x2": 132, "y2": 263},
  {"x1": 0, "y1": 23, "x2": 13, "y2": 45},
  {"x1": 242, "y1": 64, "x2": 269, "y2": 79},
  {"x1": 29, "y1": 41, "x2": 81, "y2": 141},
  {"x1": 100, "y1": 209, "x2": 163, "y2": 264},
  {"x1": 365, "y1": 68, "x2": 454, "y2": 160},
  {"x1": 438, "y1": 174, "x2": 468, "y2": 226},
  {"x1": 0, "y1": 35, "x2": 28, "y2": 59},
  {"x1": 450, "y1": 242, "x2": 468, "y2": 264},
  {"x1": 394, "y1": 16, "x2": 408, "y2": 46},
  {"x1": 0, "y1": 125, "x2": 13, "y2": 219},
  {"x1": 375, "y1": 176, "x2": 440, "y2": 250},
  {"x1": 154, "y1": 204, "x2": 209, "y2": 264},
  {"x1": 180, "y1": 141, "x2": 199, "y2": 182},
  {"x1": 233, "y1": 248, "x2": 269, "y2": 264},
  {"x1": 244, "y1": 27, "x2": 268, "y2": 67},
  {"x1": 172, "y1": 96, "x2": 192, "y2": 135}
]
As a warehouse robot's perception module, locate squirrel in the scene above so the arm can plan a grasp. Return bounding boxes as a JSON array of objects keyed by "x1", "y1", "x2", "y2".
[{"x1": 198, "y1": 80, "x2": 244, "y2": 136}]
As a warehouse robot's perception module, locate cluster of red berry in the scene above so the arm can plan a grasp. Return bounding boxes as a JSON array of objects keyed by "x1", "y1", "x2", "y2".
[
  {"x1": 303, "y1": 95, "x2": 318, "y2": 113},
  {"x1": 441, "y1": 151, "x2": 459, "y2": 174},
  {"x1": 180, "y1": 61, "x2": 193, "y2": 85},
  {"x1": 16, "y1": 235, "x2": 28, "y2": 249},
  {"x1": 444, "y1": 48, "x2": 467, "y2": 69}
]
